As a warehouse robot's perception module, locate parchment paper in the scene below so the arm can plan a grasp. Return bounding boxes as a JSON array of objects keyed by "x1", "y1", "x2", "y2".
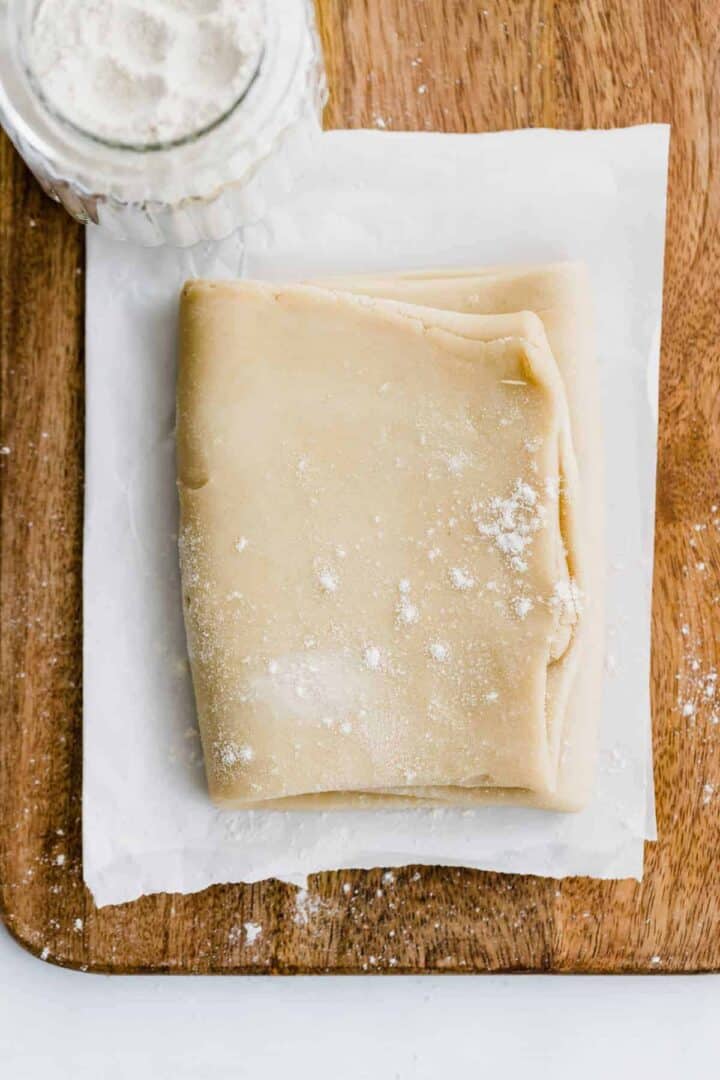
[{"x1": 84, "y1": 126, "x2": 668, "y2": 906}]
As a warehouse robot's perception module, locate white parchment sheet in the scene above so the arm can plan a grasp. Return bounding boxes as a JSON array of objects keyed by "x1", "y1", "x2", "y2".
[{"x1": 84, "y1": 126, "x2": 668, "y2": 906}]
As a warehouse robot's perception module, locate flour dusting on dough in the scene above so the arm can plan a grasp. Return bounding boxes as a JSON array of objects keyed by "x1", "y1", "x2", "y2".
[{"x1": 473, "y1": 479, "x2": 547, "y2": 571}]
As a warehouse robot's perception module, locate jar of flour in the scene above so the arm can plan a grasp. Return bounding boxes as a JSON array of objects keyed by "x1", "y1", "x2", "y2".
[{"x1": 0, "y1": 0, "x2": 325, "y2": 245}]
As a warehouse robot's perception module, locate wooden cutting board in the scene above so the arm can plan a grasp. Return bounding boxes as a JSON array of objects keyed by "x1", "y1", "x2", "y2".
[{"x1": 1, "y1": 0, "x2": 719, "y2": 975}]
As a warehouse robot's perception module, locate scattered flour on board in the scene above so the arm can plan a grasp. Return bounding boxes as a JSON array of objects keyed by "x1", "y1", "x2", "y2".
[
  {"x1": 244, "y1": 921, "x2": 262, "y2": 945},
  {"x1": 294, "y1": 887, "x2": 326, "y2": 926},
  {"x1": 675, "y1": 534, "x2": 719, "y2": 804},
  {"x1": 676, "y1": 626, "x2": 718, "y2": 725}
]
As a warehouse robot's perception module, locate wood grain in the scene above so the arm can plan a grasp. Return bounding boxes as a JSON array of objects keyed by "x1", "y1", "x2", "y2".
[{"x1": 1, "y1": 0, "x2": 719, "y2": 974}]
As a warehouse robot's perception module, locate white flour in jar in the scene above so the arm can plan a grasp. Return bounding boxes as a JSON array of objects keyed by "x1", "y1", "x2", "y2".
[{"x1": 25, "y1": 0, "x2": 266, "y2": 147}]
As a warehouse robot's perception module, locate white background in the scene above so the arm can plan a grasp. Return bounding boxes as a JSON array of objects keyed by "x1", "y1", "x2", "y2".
[{"x1": 1, "y1": 924, "x2": 718, "y2": 1078}]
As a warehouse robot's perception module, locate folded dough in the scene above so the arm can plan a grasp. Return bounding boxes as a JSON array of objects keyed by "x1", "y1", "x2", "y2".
[{"x1": 178, "y1": 265, "x2": 602, "y2": 811}]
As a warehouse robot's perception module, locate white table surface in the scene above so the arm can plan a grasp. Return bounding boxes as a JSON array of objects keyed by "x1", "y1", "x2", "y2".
[{"x1": 1, "y1": 921, "x2": 718, "y2": 1078}]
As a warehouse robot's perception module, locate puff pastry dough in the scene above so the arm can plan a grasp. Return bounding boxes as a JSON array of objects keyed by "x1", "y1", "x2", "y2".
[{"x1": 177, "y1": 264, "x2": 602, "y2": 811}]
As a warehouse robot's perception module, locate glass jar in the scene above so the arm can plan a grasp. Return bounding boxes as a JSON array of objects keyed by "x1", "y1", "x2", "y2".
[{"x1": 0, "y1": 0, "x2": 326, "y2": 246}]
